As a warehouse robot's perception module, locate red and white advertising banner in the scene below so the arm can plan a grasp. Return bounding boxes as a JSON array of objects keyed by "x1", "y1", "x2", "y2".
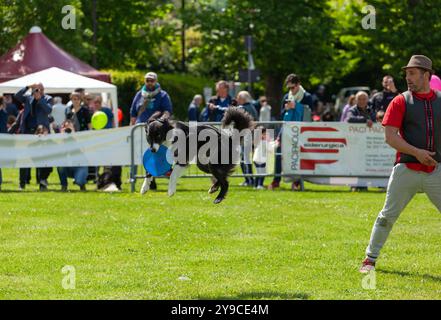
[{"x1": 282, "y1": 122, "x2": 396, "y2": 177}]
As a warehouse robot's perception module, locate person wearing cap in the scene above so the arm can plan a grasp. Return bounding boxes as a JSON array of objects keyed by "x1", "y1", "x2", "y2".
[
  {"x1": 130, "y1": 72, "x2": 172, "y2": 192},
  {"x1": 360, "y1": 55, "x2": 441, "y2": 273},
  {"x1": 130, "y1": 72, "x2": 172, "y2": 125}
]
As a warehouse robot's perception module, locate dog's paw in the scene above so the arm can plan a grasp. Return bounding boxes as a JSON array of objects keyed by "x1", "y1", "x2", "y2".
[
  {"x1": 208, "y1": 184, "x2": 219, "y2": 194},
  {"x1": 213, "y1": 197, "x2": 224, "y2": 204},
  {"x1": 140, "y1": 178, "x2": 151, "y2": 195}
]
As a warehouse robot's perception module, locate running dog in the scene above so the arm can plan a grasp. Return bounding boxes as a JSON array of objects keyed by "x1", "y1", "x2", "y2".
[{"x1": 141, "y1": 108, "x2": 255, "y2": 204}]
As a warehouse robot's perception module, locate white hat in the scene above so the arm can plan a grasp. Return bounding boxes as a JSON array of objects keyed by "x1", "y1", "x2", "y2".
[{"x1": 144, "y1": 72, "x2": 158, "y2": 80}]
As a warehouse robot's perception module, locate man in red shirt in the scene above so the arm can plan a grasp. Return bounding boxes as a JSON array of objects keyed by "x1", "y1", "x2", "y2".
[{"x1": 360, "y1": 55, "x2": 441, "y2": 273}]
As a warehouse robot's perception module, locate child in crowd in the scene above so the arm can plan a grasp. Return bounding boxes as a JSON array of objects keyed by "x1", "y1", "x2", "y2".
[{"x1": 253, "y1": 126, "x2": 277, "y2": 190}]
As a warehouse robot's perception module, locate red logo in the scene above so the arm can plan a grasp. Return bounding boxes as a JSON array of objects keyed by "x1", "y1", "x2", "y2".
[{"x1": 299, "y1": 127, "x2": 347, "y2": 170}]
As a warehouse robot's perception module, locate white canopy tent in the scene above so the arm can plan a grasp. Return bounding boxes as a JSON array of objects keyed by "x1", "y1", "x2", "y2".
[{"x1": 0, "y1": 67, "x2": 119, "y2": 127}]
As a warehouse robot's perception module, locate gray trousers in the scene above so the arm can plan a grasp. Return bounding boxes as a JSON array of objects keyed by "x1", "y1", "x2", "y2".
[{"x1": 366, "y1": 163, "x2": 441, "y2": 259}]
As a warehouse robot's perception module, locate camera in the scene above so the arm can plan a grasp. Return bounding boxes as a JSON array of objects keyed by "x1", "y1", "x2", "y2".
[{"x1": 65, "y1": 128, "x2": 72, "y2": 134}]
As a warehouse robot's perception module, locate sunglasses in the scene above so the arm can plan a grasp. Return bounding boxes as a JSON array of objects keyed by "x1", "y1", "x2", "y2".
[{"x1": 145, "y1": 79, "x2": 156, "y2": 83}]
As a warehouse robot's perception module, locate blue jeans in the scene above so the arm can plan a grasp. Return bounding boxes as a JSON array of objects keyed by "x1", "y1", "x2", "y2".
[
  {"x1": 57, "y1": 167, "x2": 88, "y2": 187},
  {"x1": 0, "y1": 168, "x2": 2, "y2": 185}
]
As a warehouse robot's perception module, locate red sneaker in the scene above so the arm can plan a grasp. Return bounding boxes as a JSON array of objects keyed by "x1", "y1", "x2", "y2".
[
  {"x1": 268, "y1": 181, "x2": 280, "y2": 190},
  {"x1": 359, "y1": 258, "x2": 376, "y2": 273},
  {"x1": 291, "y1": 181, "x2": 301, "y2": 191}
]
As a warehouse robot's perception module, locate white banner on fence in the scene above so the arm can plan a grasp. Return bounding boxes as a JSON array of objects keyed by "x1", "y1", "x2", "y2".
[
  {"x1": 0, "y1": 126, "x2": 148, "y2": 168},
  {"x1": 282, "y1": 122, "x2": 396, "y2": 177}
]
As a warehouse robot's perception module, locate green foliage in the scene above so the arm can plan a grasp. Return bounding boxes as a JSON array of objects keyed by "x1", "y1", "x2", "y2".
[
  {"x1": 189, "y1": 0, "x2": 337, "y2": 112},
  {"x1": 0, "y1": 0, "x2": 87, "y2": 59},
  {"x1": 108, "y1": 70, "x2": 214, "y2": 121},
  {"x1": 2, "y1": 0, "x2": 441, "y2": 105},
  {"x1": 328, "y1": 0, "x2": 441, "y2": 91}
]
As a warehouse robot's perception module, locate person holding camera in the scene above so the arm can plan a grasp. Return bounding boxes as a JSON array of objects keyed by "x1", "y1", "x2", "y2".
[
  {"x1": 57, "y1": 120, "x2": 88, "y2": 192},
  {"x1": 14, "y1": 83, "x2": 53, "y2": 190}
]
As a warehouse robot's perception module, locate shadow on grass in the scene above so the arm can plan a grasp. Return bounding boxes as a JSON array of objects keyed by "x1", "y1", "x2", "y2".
[
  {"x1": 196, "y1": 291, "x2": 309, "y2": 300},
  {"x1": 378, "y1": 269, "x2": 441, "y2": 282}
]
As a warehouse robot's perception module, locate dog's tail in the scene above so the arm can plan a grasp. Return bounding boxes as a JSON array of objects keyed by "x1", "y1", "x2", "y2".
[{"x1": 221, "y1": 107, "x2": 255, "y2": 131}]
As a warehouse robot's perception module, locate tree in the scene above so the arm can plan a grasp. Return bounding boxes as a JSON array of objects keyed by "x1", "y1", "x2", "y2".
[
  {"x1": 329, "y1": 0, "x2": 441, "y2": 91},
  {"x1": 0, "y1": 0, "x2": 87, "y2": 60},
  {"x1": 190, "y1": 0, "x2": 336, "y2": 115}
]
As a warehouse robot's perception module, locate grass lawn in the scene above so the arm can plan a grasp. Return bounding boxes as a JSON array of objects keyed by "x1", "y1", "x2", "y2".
[{"x1": 1, "y1": 167, "x2": 441, "y2": 300}]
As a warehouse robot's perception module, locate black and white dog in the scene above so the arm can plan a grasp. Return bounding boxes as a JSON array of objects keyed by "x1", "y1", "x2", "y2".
[{"x1": 141, "y1": 108, "x2": 254, "y2": 203}]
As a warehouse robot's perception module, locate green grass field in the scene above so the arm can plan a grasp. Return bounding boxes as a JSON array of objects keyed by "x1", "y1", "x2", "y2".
[{"x1": 1, "y1": 167, "x2": 441, "y2": 300}]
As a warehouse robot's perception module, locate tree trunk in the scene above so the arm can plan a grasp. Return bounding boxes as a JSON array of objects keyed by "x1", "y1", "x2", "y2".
[{"x1": 264, "y1": 73, "x2": 284, "y2": 119}]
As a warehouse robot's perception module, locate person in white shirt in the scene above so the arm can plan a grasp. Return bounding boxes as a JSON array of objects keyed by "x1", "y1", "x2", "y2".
[
  {"x1": 253, "y1": 126, "x2": 278, "y2": 189},
  {"x1": 50, "y1": 96, "x2": 67, "y2": 129}
]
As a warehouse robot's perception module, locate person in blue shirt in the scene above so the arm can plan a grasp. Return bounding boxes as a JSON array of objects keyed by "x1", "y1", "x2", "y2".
[
  {"x1": 200, "y1": 80, "x2": 232, "y2": 122},
  {"x1": 130, "y1": 72, "x2": 173, "y2": 191},
  {"x1": 269, "y1": 74, "x2": 313, "y2": 191},
  {"x1": 92, "y1": 95, "x2": 114, "y2": 129},
  {"x1": 130, "y1": 72, "x2": 172, "y2": 125}
]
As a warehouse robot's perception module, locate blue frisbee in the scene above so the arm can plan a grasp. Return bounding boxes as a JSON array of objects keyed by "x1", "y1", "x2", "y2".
[{"x1": 143, "y1": 145, "x2": 172, "y2": 177}]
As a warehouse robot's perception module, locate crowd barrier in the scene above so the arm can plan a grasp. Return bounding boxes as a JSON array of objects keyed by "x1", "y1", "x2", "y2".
[
  {"x1": 0, "y1": 121, "x2": 395, "y2": 192},
  {"x1": 128, "y1": 121, "x2": 395, "y2": 192}
]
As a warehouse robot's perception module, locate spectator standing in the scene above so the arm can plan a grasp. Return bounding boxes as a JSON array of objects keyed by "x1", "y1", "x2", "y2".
[
  {"x1": 92, "y1": 95, "x2": 114, "y2": 129},
  {"x1": 201, "y1": 81, "x2": 232, "y2": 122},
  {"x1": 34, "y1": 125, "x2": 53, "y2": 191},
  {"x1": 269, "y1": 74, "x2": 313, "y2": 191},
  {"x1": 66, "y1": 92, "x2": 91, "y2": 132},
  {"x1": 346, "y1": 91, "x2": 375, "y2": 192},
  {"x1": 130, "y1": 72, "x2": 172, "y2": 192},
  {"x1": 370, "y1": 75, "x2": 399, "y2": 113},
  {"x1": 188, "y1": 94, "x2": 203, "y2": 121},
  {"x1": 91, "y1": 94, "x2": 121, "y2": 190},
  {"x1": 346, "y1": 91, "x2": 375, "y2": 126},
  {"x1": 66, "y1": 88, "x2": 86, "y2": 108},
  {"x1": 236, "y1": 91, "x2": 258, "y2": 187},
  {"x1": 130, "y1": 72, "x2": 172, "y2": 125},
  {"x1": 258, "y1": 96, "x2": 272, "y2": 123},
  {"x1": 253, "y1": 126, "x2": 277, "y2": 190},
  {"x1": 340, "y1": 94, "x2": 356, "y2": 122},
  {"x1": 14, "y1": 83, "x2": 52, "y2": 190},
  {"x1": 50, "y1": 96, "x2": 67, "y2": 129}
]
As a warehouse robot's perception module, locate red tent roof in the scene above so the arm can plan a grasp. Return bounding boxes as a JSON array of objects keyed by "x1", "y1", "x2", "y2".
[{"x1": 0, "y1": 27, "x2": 111, "y2": 83}]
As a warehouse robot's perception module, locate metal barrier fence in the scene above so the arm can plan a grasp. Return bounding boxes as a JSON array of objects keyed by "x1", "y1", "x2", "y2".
[
  {"x1": 129, "y1": 121, "x2": 391, "y2": 192},
  {"x1": 129, "y1": 121, "x2": 285, "y2": 193}
]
